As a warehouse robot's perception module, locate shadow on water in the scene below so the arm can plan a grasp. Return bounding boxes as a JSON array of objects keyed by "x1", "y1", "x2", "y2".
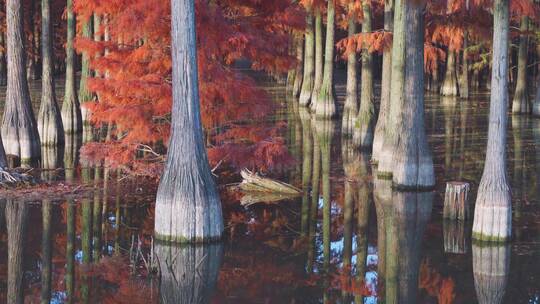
[{"x1": 1, "y1": 83, "x2": 540, "y2": 303}]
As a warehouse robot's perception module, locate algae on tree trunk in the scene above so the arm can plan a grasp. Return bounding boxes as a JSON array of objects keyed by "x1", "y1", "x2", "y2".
[
  {"x1": 511, "y1": 16, "x2": 530, "y2": 114},
  {"x1": 155, "y1": 0, "x2": 223, "y2": 243},
  {"x1": 472, "y1": 0, "x2": 511, "y2": 242},
  {"x1": 315, "y1": 0, "x2": 336, "y2": 118},
  {"x1": 2, "y1": 0, "x2": 41, "y2": 168},
  {"x1": 62, "y1": 0, "x2": 82, "y2": 135},
  {"x1": 372, "y1": 0, "x2": 394, "y2": 162},
  {"x1": 342, "y1": 5, "x2": 358, "y2": 138},
  {"x1": 441, "y1": 51, "x2": 459, "y2": 96},
  {"x1": 299, "y1": 10, "x2": 315, "y2": 107},
  {"x1": 38, "y1": 0, "x2": 64, "y2": 148},
  {"x1": 354, "y1": 0, "x2": 376, "y2": 149}
]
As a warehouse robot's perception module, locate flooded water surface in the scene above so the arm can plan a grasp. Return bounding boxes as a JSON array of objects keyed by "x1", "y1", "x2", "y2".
[{"x1": 1, "y1": 84, "x2": 540, "y2": 304}]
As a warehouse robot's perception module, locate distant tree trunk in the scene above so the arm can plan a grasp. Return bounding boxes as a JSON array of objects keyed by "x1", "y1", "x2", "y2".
[
  {"x1": 441, "y1": 51, "x2": 459, "y2": 96},
  {"x1": 155, "y1": 0, "x2": 223, "y2": 243},
  {"x1": 310, "y1": 9, "x2": 324, "y2": 111},
  {"x1": 354, "y1": 0, "x2": 376, "y2": 148},
  {"x1": 472, "y1": 0, "x2": 511, "y2": 242},
  {"x1": 354, "y1": 153, "x2": 371, "y2": 304},
  {"x1": 0, "y1": 33, "x2": 7, "y2": 86},
  {"x1": 26, "y1": 0, "x2": 37, "y2": 81},
  {"x1": 341, "y1": 4, "x2": 358, "y2": 137},
  {"x1": 377, "y1": 0, "x2": 434, "y2": 189},
  {"x1": 2, "y1": 0, "x2": 41, "y2": 168},
  {"x1": 38, "y1": 0, "x2": 64, "y2": 147},
  {"x1": 41, "y1": 200, "x2": 52, "y2": 304},
  {"x1": 61, "y1": 0, "x2": 82, "y2": 135},
  {"x1": 473, "y1": 244, "x2": 510, "y2": 304},
  {"x1": 79, "y1": 15, "x2": 94, "y2": 143},
  {"x1": 292, "y1": 33, "x2": 304, "y2": 98},
  {"x1": 511, "y1": 16, "x2": 530, "y2": 114},
  {"x1": 373, "y1": 178, "x2": 389, "y2": 299},
  {"x1": 430, "y1": 62, "x2": 440, "y2": 93},
  {"x1": 6, "y1": 199, "x2": 28, "y2": 304},
  {"x1": 298, "y1": 9, "x2": 314, "y2": 107},
  {"x1": 306, "y1": 114, "x2": 320, "y2": 273},
  {"x1": 372, "y1": 0, "x2": 394, "y2": 162},
  {"x1": 341, "y1": 137, "x2": 356, "y2": 284},
  {"x1": 156, "y1": 243, "x2": 223, "y2": 303},
  {"x1": 460, "y1": 32, "x2": 470, "y2": 98},
  {"x1": 315, "y1": 0, "x2": 336, "y2": 118}
]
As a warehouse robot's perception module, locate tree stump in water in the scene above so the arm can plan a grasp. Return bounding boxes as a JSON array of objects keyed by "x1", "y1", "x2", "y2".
[
  {"x1": 443, "y1": 182, "x2": 470, "y2": 220},
  {"x1": 443, "y1": 220, "x2": 468, "y2": 254}
]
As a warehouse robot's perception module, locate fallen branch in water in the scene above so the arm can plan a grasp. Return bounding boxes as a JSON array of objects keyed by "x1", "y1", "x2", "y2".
[
  {"x1": 239, "y1": 169, "x2": 302, "y2": 195},
  {"x1": 0, "y1": 167, "x2": 37, "y2": 188}
]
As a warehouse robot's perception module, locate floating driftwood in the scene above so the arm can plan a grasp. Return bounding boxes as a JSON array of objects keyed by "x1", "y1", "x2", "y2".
[
  {"x1": 237, "y1": 169, "x2": 301, "y2": 206},
  {"x1": 0, "y1": 168, "x2": 37, "y2": 188},
  {"x1": 239, "y1": 169, "x2": 301, "y2": 195}
]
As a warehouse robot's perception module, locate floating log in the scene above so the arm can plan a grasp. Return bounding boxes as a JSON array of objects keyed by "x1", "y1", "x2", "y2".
[
  {"x1": 239, "y1": 169, "x2": 302, "y2": 195},
  {"x1": 443, "y1": 220, "x2": 468, "y2": 254},
  {"x1": 240, "y1": 192, "x2": 300, "y2": 207},
  {"x1": 443, "y1": 181, "x2": 470, "y2": 220}
]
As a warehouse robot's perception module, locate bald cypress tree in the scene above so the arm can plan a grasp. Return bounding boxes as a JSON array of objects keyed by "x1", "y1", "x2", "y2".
[
  {"x1": 2, "y1": 0, "x2": 41, "y2": 167},
  {"x1": 154, "y1": 0, "x2": 223, "y2": 243}
]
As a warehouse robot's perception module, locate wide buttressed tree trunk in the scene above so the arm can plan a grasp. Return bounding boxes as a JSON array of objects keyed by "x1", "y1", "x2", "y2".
[
  {"x1": 310, "y1": 9, "x2": 324, "y2": 111},
  {"x1": 314, "y1": 0, "x2": 336, "y2": 118},
  {"x1": 61, "y1": 0, "x2": 82, "y2": 135},
  {"x1": 377, "y1": 0, "x2": 434, "y2": 189},
  {"x1": 511, "y1": 16, "x2": 530, "y2": 114},
  {"x1": 473, "y1": 243, "x2": 510, "y2": 304},
  {"x1": 38, "y1": 0, "x2": 64, "y2": 147},
  {"x1": 440, "y1": 50, "x2": 459, "y2": 96},
  {"x1": 156, "y1": 242, "x2": 223, "y2": 303},
  {"x1": 341, "y1": 4, "x2": 358, "y2": 138},
  {"x1": 6, "y1": 199, "x2": 28, "y2": 304},
  {"x1": 155, "y1": 0, "x2": 224, "y2": 243},
  {"x1": 2, "y1": 0, "x2": 41, "y2": 168},
  {"x1": 472, "y1": 0, "x2": 511, "y2": 242},
  {"x1": 298, "y1": 8, "x2": 315, "y2": 107},
  {"x1": 354, "y1": 0, "x2": 376, "y2": 149},
  {"x1": 79, "y1": 15, "x2": 94, "y2": 143},
  {"x1": 372, "y1": 0, "x2": 394, "y2": 163}
]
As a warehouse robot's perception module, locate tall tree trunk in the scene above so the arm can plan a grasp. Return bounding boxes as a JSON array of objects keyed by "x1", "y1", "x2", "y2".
[
  {"x1": 354, "y1": 0, "x2": 376, "y2": 148},
  {"x1": 306, "y1": 114, "x2": 320, "y2": 273},
  {"x1": 310, "y1": 9, "x2": 324, "y2": 111},
  {"x1": 38, "y1": 0, "x2": 64, "y2": 147},
  {"x1": 6, "y1": 199, "x2": 28, "y2": 304},
  {"x1": 354, "y1": 153, "x2": 371, "y2": 304},
  {"x1": 441, "y1": 51, "x2": 459, "y2": 96},
  {"x1": 155, "y1": 0, "x2": 223, "y2": 243},
  {"x1": 315, "y1": 0, "x2": 336, "y2": 118},
  {"x1": 341, "y1": 137, "x2": 357, "y2": 292},
  {"x1": 26, "y1": 0, "x2": 37, "y2": 81},
  {"x1": 511, "y1": 16, "x2": 530, "y2": 114},
  {"x1": 460, "y1": 32, "x2": 470, "y2": 98},
  {"x1": 473, "y1": 244, "x2": 510, "y2": 304},
  {"x1": 377, "y1": 0, "x2": 434, "y2": 189},
  {"x1": 372, "y1": 0, "x2": 394, "y2": 163},
  {"x1": 342, "y1": 4, "x2": 358, "y2": 137},
  {"x1": 61, "y1": 0, "x2": 82, "y2": 135},
  {"x1": 292, "y1": 33, "x2": 304, "y2": 98},
  {"x1": 79, "y1": 16, "x2": 94, "y2": 143},
  {"x1": 2, "y1": 0, "x2": 41, "y2": 168},
  {"x1": 299, "y1": 9, "x2": 315, "y2": 107},
  {"x1": 472, "y1": 0, "x2": 511, "y2": 242},
  {"x1": 156, "y1": 243, "x2": 223, "y2": 303}
]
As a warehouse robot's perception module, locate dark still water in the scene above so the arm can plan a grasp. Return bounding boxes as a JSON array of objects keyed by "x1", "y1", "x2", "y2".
[{"x1": 1, "y1": 86, "x2": 540, "y2": 304}]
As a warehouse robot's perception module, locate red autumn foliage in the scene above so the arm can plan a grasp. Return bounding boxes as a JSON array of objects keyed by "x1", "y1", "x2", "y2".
[{"x1": 73, "y1": 0, "x2": 305, "y2": 177}]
